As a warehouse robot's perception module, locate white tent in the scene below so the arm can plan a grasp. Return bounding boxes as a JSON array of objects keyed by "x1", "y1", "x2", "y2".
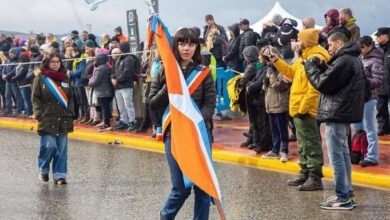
[{"x1": 250, "y1": 2, "x2": 323, "y2": 33}]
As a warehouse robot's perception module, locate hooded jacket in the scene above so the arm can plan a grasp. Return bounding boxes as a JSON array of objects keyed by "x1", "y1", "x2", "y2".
[
  {"x1": 305, "y1": 43, "x2": 365, "y2": 123},
  {"x1": 239, "y1": 46, "x2": 261, "y2": 88},
  {"x1": 378, "y1": 41, "x2": 390, "y2": 95},
  {"x1": 1, "y1": 47, "x2": 20, "y2": 83},
  {"x1": 224, "y1": 23, "x2": 241, "y2": 72},
  {"x1": 89, "y1": 54, "x2": 114, "y2": 98},
  {"x1": 239, "y1": 28, "x2": 258, "y2": 60},
  {"x1": 112, "y1": 42, "x2": 136, "y2": 89},
  {"x1": 361, "y1": 47, "x2": 384, "y2": 99},
  {"x1": 273, "y1": 18, "x2": 299, "y2": 60},
  {"x1": 273, "y1": 45, "x2": 331, "y2": 118}
]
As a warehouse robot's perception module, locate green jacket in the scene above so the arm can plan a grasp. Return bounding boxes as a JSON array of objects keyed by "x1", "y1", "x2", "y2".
[{"x1": 32, "y1": 74, "x2": 74, "y2": 136}]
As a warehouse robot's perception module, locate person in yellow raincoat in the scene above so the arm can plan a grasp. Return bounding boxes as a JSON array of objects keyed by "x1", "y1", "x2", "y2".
[{"x1": 269, "y1": 28, "x2": 331, "y2": 191}]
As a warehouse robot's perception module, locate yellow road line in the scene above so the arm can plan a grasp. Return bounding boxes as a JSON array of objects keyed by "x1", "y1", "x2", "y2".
[{"x1": 1, "y1": 119, "x2": 389, "y2": 190}]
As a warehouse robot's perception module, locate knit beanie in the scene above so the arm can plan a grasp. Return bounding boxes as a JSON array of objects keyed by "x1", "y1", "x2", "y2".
[
  {"x1": 298, "y1": 28, "x2": 319, "y2": 48},
  {"x1": 85, "y1": 39, "x2": 95, "y2": 48},
  {"x1": 242, "y1": 45, "x2": 259, "y2": 62}
]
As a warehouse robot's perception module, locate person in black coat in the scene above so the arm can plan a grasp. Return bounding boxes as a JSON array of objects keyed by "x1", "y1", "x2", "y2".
[
  {"x1": 223, "y1": 23, "x2": 242, "y2": 73},
  {"x1": 12, "y1": 53, "x2": 33, "y2": 116},
  {"x1": 304, "y1": 31, "x2": 364, "y2": 209}
]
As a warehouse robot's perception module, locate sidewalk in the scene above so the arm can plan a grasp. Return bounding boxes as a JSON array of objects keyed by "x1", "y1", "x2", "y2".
[{"x1": 1, "y1": 117, "x2": 389, "y2": 189}]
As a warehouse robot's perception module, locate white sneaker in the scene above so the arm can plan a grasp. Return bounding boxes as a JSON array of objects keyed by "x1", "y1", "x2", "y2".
[{"x1": 280, "y1": 152, "x2": 288, "y2": 163}]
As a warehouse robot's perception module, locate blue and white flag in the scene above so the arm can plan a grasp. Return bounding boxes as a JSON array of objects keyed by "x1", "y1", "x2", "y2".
[{"x1": 85, "y1": 0, "x2": 107, "y2": 11}]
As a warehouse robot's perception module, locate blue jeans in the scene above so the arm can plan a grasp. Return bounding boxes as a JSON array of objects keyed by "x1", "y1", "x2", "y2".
[
  {"x1": 160, "y1": 136, "x2": 211, "y2": 220},
  {"x1": 38, "y1": 134, "x2": 68, "y2": 180},
  {"x1": 4, "y1": 82, "x2": 23, "y2": 114},
  {"x1": 20, "y1": 86, "x2": 33, "y2": 115},
  {"x1": 325, "y1": 122, "x2": 353, "y2": 200},
  {"x1": 269, "y1": 113, "x2": 289, "y2": 154},
  {"x1": 352, "y1": 99, "x2": 378, "y2": 163}
]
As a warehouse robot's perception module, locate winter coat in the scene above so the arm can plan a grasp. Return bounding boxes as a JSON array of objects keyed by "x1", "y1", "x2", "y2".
[
  {"x1": 239, "y1": 28, "x2": 258, "y2": 60},
  {"x1": 1, "y1": 59, "x2": 17, "y2": 83},
  {"x1": 89, "y1": 54, "x2": 114, "y2": 98},
  {"x1": 149, "y1": 62, "x2": 216, "y2": 130},
  {"x1": 261, "y1": 25, "x2": 278, "y2": 44},
  {"x1": 238, "y1": 61, "x2": 260, "y2": 88},
  {"x1": 209, "y1": 34, "x2": 225, "y2": 60},
  {"x1": 12, "y1": 63, "x2": 30, "y2": 87},
  {"x1": 69, "y1": 55, "x2": 86, "y2": 87},
  {"x1": 32, "y1": 74, "x2": 74, "y2": 136},
  {"x1": 203, "y1": 23, "x2": 228, "y2": 42},
  {"x1": 361, "y1": 47, "x2": 384, "y2": 99},
  {"x1": 112, "y1": 55, "x2": 135, "y2": 89},
  {"x1": 272, "y1": 18, "x2": 299, "y2": 60},
  {"x1": 378, "y1": 41, "x2": 390, "y2": 95},
  {"x1": 225, "y1": 24, "x2": 241, "y2": 72},
  {"x1": 26, "y1": 54, "x2": 43, "y2": 83},
  {"x1": 273, "y1": 45, "x2": 331, "y2": 117},
  {"x1": 246, "y1": 66, "x2": 267, "y2": 106},
  {"x1": 305, "y1": 43, "x2": 365, "y2": 123},
  {"x1": 343, "y1": 23, "x2": 360, "y2": 43},
  {"x1": 264, "y1": 66, "x2": 290, "y2": 113}
]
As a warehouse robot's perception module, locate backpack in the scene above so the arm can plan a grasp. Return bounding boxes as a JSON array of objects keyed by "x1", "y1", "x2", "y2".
[
  {"x1": 350, "y1": 130, "x2": 368, "y2": 164},
  {"x1": 130, "y1": 54, "x2": 142, "y2": 81}
]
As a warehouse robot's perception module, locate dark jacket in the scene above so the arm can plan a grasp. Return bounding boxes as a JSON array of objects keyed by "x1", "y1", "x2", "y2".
[
  {"x1": 261, "y1": 25, "x2": 278, "y2": 43},
  {"x1": 149, "y1": 62, "x2": 216, "y2": 130},
  {"x1": 246, "y1": 66, "x2": 267, "y2": 106},
  {"x1": 12, "y1": 63, "x2": 30, "y2": 87},
  {"x1": 112, "y1": 54, "x2": 136, "y2": 89},
  {"x1": 209, "y1": 34, "x2": 225, "y2": 60},
  {"x1": 225, "y1": 23, "x2": 241, "y2": 71},
  {"x1": 69, "y1": 56, "x2": 86, "y2": 88},
  {"x1": 32, "y1": 74, "x2": 74, "y2": 136},
  {"x1": 89, "y1": 54, "x2": 114, "y2": 98},
  {"x1": 239, "y1": 28, "x2": 257, "y2": 60},
  {"x1": 272, "y1": 18, "x2": 298, "y2": 60},
  {"x1": 1, "y1": 59, "x2": 17, "y2": 83},
  {"x1": 362, "y1": 47, "x2": 384, "y2": 99},
  {"x1": 26, "y1": 54, "x2": 43, "y2": 83},
  {"x1": 203, "y1": 23, "x2": 227, "y2": 42},
  {"x1": 305, "y1": 43, "x2": 365, "y2": 123},
  {"x1": 378, "y1": 41, "x2": 390, "y2": 95}
]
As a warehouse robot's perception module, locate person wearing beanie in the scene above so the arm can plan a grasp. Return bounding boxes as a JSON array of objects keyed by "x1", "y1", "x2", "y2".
[
  {"x1": 12, "y1": 53, "x2": 33, "y2": 116},
  {"x1": 239, "y1": 46, "x2": 272, "y2": 152},
  {"x1": 70, "y1": 30, "x2": 84, "y2": 51},
  {"x1": 375, "y1": 27, "x2": 390, "y2": 137},
  {"x1": 272, "y1": 14, "x2": 284, "y2": 26},
  {"x1": 111, "y1": 42, "x2": 137, "y2": 131},
  {"x1": 1, "y1": 47, "x2": 23, "y2": 116},
  {"x1": 339, "y1": 8, "x2": 360, "y2": 43},
  {"x1": 203, "y1": 14, "x2": 227, "y2": 43},
  {"x1": 269, "y1": 28, "x2": 331, "y2": 191},
  {"x1": 84, "y1": 39, "x2": 96, "y2": 49},
  {"x1": 114, "y1": 26, "x2": 128, "y2": 43},
  {"x1": 36, "y1": 33, "x2": 46, "y2": 46},
  {"x1": 26, "y1": 45, "x2": 43, "y2": 83},
  {"x1": 319, "y1": 9, "x2": 340, "y2": 49},
  {"x1": 87, "y1": 33, "x2": 100, "y2": 48},
  {"x1": 224, "y1": 23, "x2": 242, "y2": 72}
]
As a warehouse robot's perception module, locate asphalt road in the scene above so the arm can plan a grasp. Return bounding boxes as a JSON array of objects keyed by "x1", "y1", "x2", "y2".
[{"x1": 0, "y1": 128, "x2": 389, "y2": 220}]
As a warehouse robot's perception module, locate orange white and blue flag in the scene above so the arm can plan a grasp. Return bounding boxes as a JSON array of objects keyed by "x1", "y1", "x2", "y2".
[
  {"x1": 147, "y1": 15, "x2": 223, "y2": 206},
  {"x1": 42, "y1": 76, "x2": 68, "y2": 108}
]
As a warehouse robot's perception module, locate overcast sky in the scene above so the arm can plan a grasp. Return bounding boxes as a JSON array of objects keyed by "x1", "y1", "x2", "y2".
[{"x1": 1, "y1": 0, "x2": 388, "y2": 39}]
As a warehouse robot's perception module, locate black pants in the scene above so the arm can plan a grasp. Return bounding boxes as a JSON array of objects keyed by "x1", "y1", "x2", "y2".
[
  {"x1": 139, "y1": 102, "x2": 151, "y2": 129},
  {"x1": 247, "y1": 102, "x2": 272, "y2": 148},
  {"x1": 0, "y1": 81, "x2": 5, "y2": 111},
  {"x1": 74, "y1": 87, "x2": 89, "y2": 117},
  {"x1": 377, "y1": 95, "x2": 390, "y2": 132},
  {"x1": 98, "y1": 97, "x2": 113, "y2": 126}
]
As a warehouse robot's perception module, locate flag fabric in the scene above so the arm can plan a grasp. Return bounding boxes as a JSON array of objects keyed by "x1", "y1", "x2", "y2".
[
  {"x1": 42, "y1": 76, "x2": 69, "y2": 108},
  {"x1": 84, "y1": 0, "x2": 107, "y2": 11},
  {"x1": 147, "y1": 15, "x2": 222, "y2": 203}
]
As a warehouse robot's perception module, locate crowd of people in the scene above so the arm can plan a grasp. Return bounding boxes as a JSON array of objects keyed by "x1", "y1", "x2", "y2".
[{"x1": 0, "y1": 6, "x2": 389, "y2": 214}]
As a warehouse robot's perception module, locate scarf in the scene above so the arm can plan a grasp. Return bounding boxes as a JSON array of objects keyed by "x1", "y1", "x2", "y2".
[
  {"x1": 42, "y1": 69, "x2": 67, "y2": 82},
  {"x1": 346, "y1": 17, "x2": 357, "y2": 27}
]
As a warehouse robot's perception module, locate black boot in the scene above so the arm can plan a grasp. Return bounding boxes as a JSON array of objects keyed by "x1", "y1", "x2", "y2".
[
  {"x1": 240, "y1": 139, "x2": 252, "y2": 148},
  {"x1": 287, "y1": 173, "x2": 308, "y2": 186},
  {"x1": 298, "y1": 174, "x2": 323, "y2": 191}
]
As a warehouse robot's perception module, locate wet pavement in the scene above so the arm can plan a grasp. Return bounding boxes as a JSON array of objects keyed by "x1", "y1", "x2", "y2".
[{"x1": 1, "y1": 128, "x2": 390, "y2": 220}]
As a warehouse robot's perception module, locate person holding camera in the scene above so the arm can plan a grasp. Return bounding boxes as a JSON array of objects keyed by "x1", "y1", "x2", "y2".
[{"x1": 269, "y1": 28, "x2": 330, "y2": 191}]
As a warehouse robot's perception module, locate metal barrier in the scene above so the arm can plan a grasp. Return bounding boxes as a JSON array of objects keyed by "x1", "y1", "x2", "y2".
[{"x1": 215, "y1": 68, "x2": 234, "y2": 112}]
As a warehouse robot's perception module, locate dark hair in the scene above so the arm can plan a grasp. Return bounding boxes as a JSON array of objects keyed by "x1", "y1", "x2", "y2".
[
  {"x1": 173, "y1": 28, "x2": 202, "y2": 66},
  {"x1": 41, "y1": 52, "x2": 66, "y2": 72},
  {"x1": 359, "y1": 36, "x2": 374, "y2": 48},
  {"x1": 328, "y1": 26, "x2": 351, "y2": 40},
  {"x1": 19, "y1": 53, "x2": 30, "y2": 63},
  {"x1": 328, "y1": 31, "x2": 349, "y2": 43}
]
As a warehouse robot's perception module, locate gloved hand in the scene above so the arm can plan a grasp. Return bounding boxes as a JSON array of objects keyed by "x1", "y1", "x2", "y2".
[{"x1": 308, "y1": 56, "x2": 327, "y2": 70}]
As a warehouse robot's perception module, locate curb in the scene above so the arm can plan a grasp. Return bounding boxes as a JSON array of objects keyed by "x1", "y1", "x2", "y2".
[{"x1": 1, "y1": 118, "x2": 389, "y2": 190}]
